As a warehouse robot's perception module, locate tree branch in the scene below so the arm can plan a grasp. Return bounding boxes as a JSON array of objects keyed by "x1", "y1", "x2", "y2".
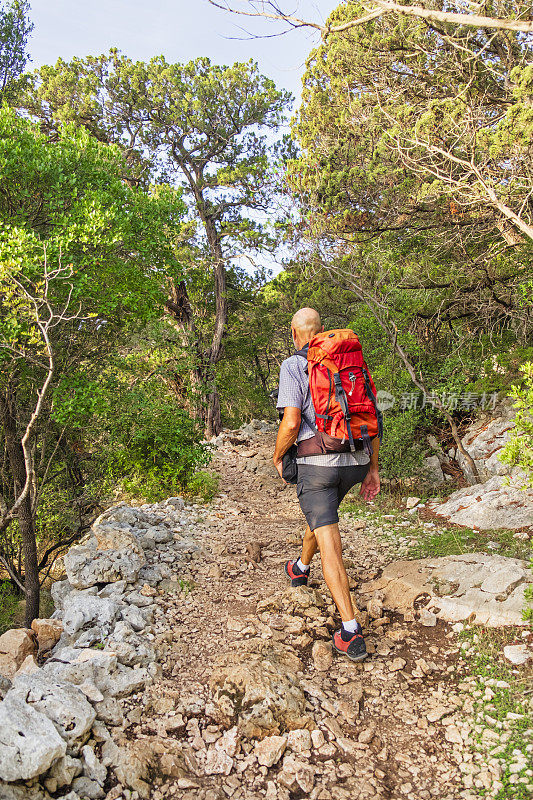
[{"x1": 209, "y1": 0, "x2": 533, "y2": 34}]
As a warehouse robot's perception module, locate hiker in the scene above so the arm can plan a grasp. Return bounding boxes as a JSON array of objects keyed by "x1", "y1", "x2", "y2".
[{"x1": 272, "y1": 308, "x2": 382, "y2": 662}]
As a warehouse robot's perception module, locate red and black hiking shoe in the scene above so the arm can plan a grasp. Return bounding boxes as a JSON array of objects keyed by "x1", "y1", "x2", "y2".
[
  {"x1": 284, "y1": 560, "x2": 309, "y2": 587},
  {"x1": 332, "y1": 625, "x2": 368, "y2": 662}
]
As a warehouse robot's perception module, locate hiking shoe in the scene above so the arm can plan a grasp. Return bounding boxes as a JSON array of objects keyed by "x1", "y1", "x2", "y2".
[
  {"x1": 332, "y1": 626, "x2": 368, "y2": 662},
  {"x1": 285, "y1": 560, "x2": 309, "y2": 587}
]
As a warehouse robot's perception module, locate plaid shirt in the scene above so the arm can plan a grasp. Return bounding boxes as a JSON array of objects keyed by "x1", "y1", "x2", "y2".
[{"x1": 276, "y1": 350, "x2": 369, "y2": 467}]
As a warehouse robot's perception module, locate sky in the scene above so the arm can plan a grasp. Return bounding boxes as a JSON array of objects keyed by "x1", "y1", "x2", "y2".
[{"x1": 28, "y1": 0, "x2": 339, "y2": 108}]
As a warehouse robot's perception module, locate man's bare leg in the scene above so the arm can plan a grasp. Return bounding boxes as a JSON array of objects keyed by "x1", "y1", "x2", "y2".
[
  {"x1": 301, "y1": 524, "x2": 318, "y2": 566},
  {"x1": 313, "y1": 522, "x2": 354, "y2": 622}
]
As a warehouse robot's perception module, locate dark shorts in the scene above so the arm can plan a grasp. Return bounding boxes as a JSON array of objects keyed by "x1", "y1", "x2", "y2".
[{"x1": 296, "y1": 463, "x2": 370, "y2": 531}]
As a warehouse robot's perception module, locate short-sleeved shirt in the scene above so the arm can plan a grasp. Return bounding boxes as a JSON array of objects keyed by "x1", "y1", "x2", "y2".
[{"x1": 276, "y1": 349, "x2": 370, "y2": 467}]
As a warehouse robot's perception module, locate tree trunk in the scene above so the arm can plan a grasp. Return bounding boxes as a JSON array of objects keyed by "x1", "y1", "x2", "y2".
[
  {"x1": 164, "y1": 278, "x2": 205, "y2": 420},
  {"x1": 205, "y1": 390, "x2": 222, "y2": 438},
  {"x1": 202, "y1": 218, "x2": 228, "y2": 438},
  {"x1": 0, "y1": 387, "x2": 40, "y2": 625},
  {"x1": 20, "y1": 494, "x2": 40, "y2": 625},
  {"x1": 176, "y1": 164, "x2": 229, "y2": 438}
]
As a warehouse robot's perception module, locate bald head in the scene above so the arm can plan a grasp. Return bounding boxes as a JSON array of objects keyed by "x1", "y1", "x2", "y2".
[{"x1": 291, "y1": 307, "x2": 323, "y2": 348}]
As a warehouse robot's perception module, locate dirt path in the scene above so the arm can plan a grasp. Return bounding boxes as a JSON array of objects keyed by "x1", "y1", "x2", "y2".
[{"x1": 121, "y1": 432, "x2": 476, "y2": 800}]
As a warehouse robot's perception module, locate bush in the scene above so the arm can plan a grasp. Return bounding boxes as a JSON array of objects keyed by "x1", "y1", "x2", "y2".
[
  {"x1": 499, "y1": 361, "x2": 533, "y2": 488},
  {"x1": 185, "y1": 470, "x2": 220, "y2": 502},
  {"x1": 378, "y1": 410, "x2": 426, "y2": 482},
  {"x1": 95, "y1": 383, "x2": 210, "y2": 502},
  {"x1": 0, "y1": 581, "x2": 19, "y2": 635}
]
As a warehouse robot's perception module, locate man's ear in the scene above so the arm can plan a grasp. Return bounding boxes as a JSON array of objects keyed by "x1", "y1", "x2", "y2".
[{"x1": 321, "y1": 325, "x2": 325, "y2": 332}]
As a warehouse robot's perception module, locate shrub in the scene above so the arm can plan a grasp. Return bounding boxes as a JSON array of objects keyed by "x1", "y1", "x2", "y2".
[
  {"x1": 185, "y1": 470, "x2": 220, "y2": 502},
  {"x1": 378, "y1": 410, "x2": 426, "y2": 482},
  {"x1": 499, "y1": 362, "x2": 533, "y2": 488},
  {"x1": 0, "y1": 581, "x2": 19, "y2": 635},
  {"x1": 96, "y1": 384, "x2": 210, "y2": 502}
]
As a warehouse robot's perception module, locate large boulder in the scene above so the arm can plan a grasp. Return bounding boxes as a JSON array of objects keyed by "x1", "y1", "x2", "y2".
[
  {"x1": 62, "y1": 594, "x2": 119, "y2": 640},
  {"x1": 0, "y1": 629, "x2": 36, "y2": 681},
  {"x1": 0, "y1": 693, "x2": 66, "y2": 781},
  {"x1": 64, "y1": 525, "x2": 145, "y2": 589},
  {"x1": 42, "y1": 647, "x2": 149, "y2": 699},
  {"x1": 456, "y1": 404, "x2": 516, "y2": 483},
  {"x1": 11, "y1": 672, "x2": 96, "y2": 747},
  {"x1": 210, "y1": 642, "x2": 310, "y2": 738},
  {"x1": 427, "y1": 474, "x2": 533, "y2": 530},
  {"x1": 360, "y1": 553, "x2": 532, "y2": 627}
]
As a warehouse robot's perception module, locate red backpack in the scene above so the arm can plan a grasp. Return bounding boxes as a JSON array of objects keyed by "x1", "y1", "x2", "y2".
[{"x1": 300, "y1": 329, "x2": 383, "y2": 456}]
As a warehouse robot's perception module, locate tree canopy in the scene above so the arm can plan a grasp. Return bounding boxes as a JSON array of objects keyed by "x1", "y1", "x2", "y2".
[
  {"x1": 0, "y1": 106, "x2": 192, "y2": 622},
  {"x1": 0, "y1": 0, "x2": 32, "y2": 101},
  {"x1": 23, "y1": 52, "x2": 292, "y2": 433}
]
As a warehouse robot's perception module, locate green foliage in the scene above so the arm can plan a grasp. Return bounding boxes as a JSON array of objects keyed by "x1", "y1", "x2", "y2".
[
  {"x1": 292, "y1": 0, "x2": 532, "y2": 244},
  {"x1": 0, "y1": 580, "x2": 19, "y2": 635},
  {"x1": 523, "y1": 563, "x2": 533, "y2": 623},
  {"x1": 377, "y1": 411, "x2": 425, "y2": 482},
  {"x1": 90, "y1": 381, "x2": 210, "y2": 503},
  {"x1": 405, "y1": 525, "x2": 530, "y2": 562},
  {"x1": 185, "y1": 470, "x2": 219, "y2": 503},
  {"x1": 284, "y1": 0, "x2": 532, "y2": 449},
  {"x1": 0, "y1": 108, "x2": 183, "y2": 327},
  {"x1": 0, "y1": 106, "x2": 192, "y2": 596},
  {"x1": 499, "y1": 362, "x2": 533, "y2": 487},
  {"x1": 22, "y1": 53, "x2": 292, "y2": 430},
  {"x1": 0, "y1": 0, "x2": 33, "y2": 102}
]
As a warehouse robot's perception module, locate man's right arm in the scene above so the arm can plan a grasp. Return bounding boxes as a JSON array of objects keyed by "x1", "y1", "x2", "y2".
[
  {"x1": 272, "y1": 359, "x2": 304, "y2": 480},
  {"x1": 273, "y1": 406, "x2": 302, "y2": 480}
]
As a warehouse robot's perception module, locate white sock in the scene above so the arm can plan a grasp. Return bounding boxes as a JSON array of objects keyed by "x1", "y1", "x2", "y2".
[
  {"x1": 342, "y1": 618, "x2": 358, "y2": 633},
  {"x1": 296, "y1": 558, "x2": 310, "y2": 573}
]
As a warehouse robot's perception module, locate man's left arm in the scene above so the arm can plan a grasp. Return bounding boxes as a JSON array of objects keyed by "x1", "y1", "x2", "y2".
[
  {"x1": 360, "y1": 437, "x2": 380, "y2": 501},
  {"x1": 273, "y1": 407, "x2": 302, "y2": 480}
]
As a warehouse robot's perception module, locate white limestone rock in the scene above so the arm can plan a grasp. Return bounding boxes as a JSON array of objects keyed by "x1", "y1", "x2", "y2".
[
  {"x1": 503, "y1": 644, "x2": 532, "y2": 665},
  {"x1": 62, "y1": 594, "x2": 119, "y2": 638},
  {"x1": 11, "y1": 672, "x2": 96, "y2": 746},
  {"x1": 105, "y1": 621, "x2": 156, "y2": 666},
  {"x1": 41, "y1": 647, "x2": 148, "y2": 699},
  {"x1": 456, "y1": 406, "x2": 516, "y2": 483},
  {"x1": 81, "y1": 745, "x2": 107, "y2": 786},
  {"x1": 64, "y1": 525, "x2": 145, "y2": 589},
  {"x1": 0, "y1": 693, "x2": 66, "y2": 781},
  {"x1": 427, "y1": 474, "x2": 533, "y2": 530},
  {"x1": 360, "y1": 553, "x2": 532, "y2": 627},
  {"x1": 46, "y1": 754, "x2": 83, "y2": 787}
]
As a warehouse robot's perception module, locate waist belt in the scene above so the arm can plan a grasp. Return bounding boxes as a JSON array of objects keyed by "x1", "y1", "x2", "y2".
[{"x1": 297, "y1": 431, "x2": 364, "y2": 457}]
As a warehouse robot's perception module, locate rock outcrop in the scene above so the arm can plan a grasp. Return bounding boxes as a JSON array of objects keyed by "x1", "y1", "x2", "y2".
[
  {"x1": 0, "y1": 496, "x2": 202, "y2": 799},
  {"x1": 210, "y1": 642, "x2": 310, "y2": 738},
  {"x1": 360, "y1": 553, "x2": 532, "y2": 627},
  {"x1": 426, "y1": 402, "x2": 533, "y2": 530}
]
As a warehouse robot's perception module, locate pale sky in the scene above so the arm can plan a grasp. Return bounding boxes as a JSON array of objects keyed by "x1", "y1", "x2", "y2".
[{"x1": 28, "y1": 1, "x2": 339, "y2": 106}]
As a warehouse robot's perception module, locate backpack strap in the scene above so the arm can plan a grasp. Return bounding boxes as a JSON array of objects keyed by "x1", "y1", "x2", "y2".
[
  {"x1": 332, "y1": 372, "x2": 357, "y2": 454},
  {"x1": 294, "y1": 346, "x2": 318, "y2": 434},
  {"x1": 362, "y1": 367, "x2": 384, "y2": 442}
]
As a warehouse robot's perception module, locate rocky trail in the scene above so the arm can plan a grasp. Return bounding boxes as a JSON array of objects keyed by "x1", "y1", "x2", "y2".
[
  {"x1": 0, "y1": 427, "x2": 531, "y2": 800},
  {"x1": 122, "y1": 432, "x2": 499, "y2": 800}
]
